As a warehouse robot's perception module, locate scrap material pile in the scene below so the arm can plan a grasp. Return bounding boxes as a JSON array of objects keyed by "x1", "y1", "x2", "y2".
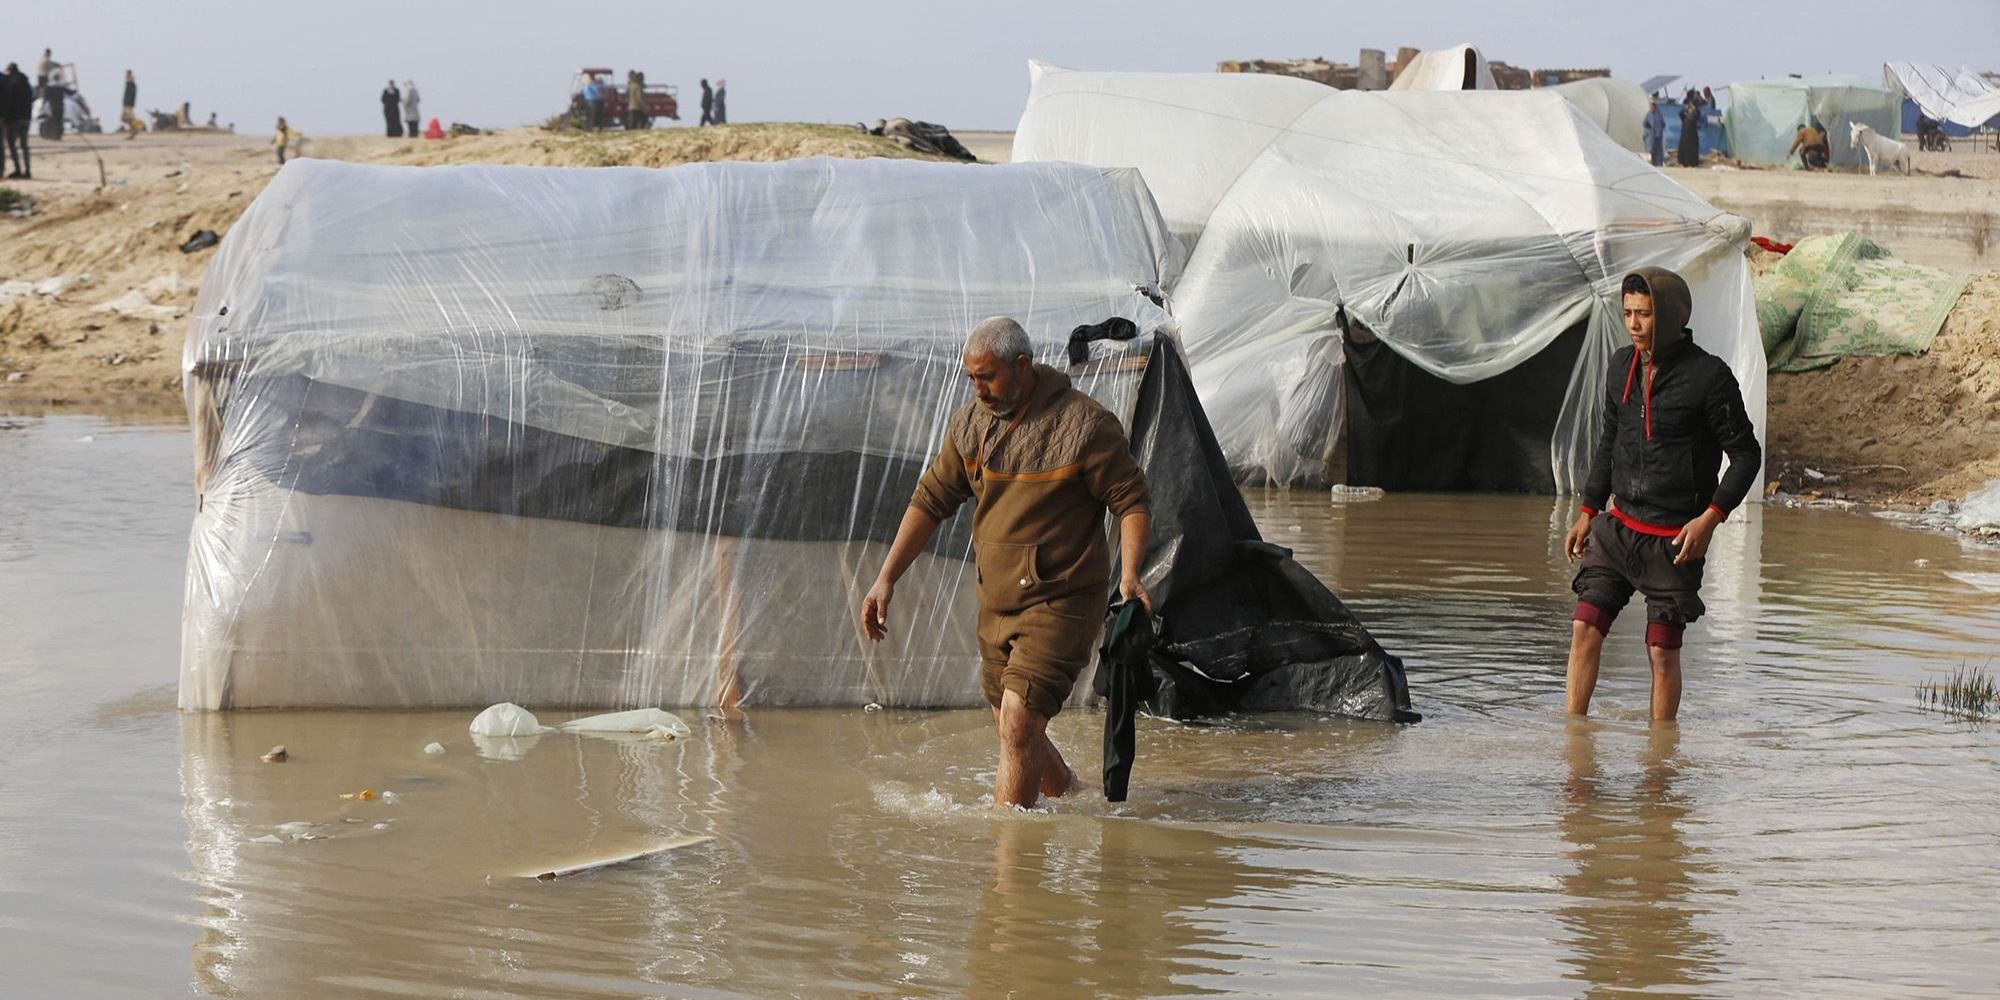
[
  {"x1": 1013, "y1": 63, "x2": 1765, "y2": 490},
  {"x1": 180, "y1": 157, "x2": 1412, "y2": 721}
]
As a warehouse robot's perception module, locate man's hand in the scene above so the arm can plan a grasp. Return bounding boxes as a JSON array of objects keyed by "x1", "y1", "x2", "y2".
[
  {"x1": 1672, "y1": 509, "x2": 1723, "y2": 565},
  {"x1": 1120, "y1": 574, "x2": 1152, "y2": 614},
  {"x1": 860, "y1": 578, "x2": 893, "y2": 641},
  {"x1": 1564, "y1": 513, "x2": 1594, "y2": 563}
]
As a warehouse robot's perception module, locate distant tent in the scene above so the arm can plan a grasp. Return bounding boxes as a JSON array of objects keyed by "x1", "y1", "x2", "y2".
[
  {"x1": 1724, "y1": 75, "x2": 1901, "y2": 168},
  {"x1": 1013, "y1": 63, "x2": 1765, "y2": 492},
  {"x1": 1882, "y1": 62, "x2": 2000, "y2": 133},
  {"x1": 1389, "y1": 44, "x2": 1495, "y2": 91},
  {"x1": 1638, "y1": 74, "x2": 1682, "y2": 97},
  {"x1": 1547, "y1": 77, "x2": 1650, "y2": 152}
]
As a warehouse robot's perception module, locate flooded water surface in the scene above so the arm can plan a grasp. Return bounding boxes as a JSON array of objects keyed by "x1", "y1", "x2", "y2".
[{"x1": 3, "y1": 415, "x2": 1998, "y2": 998}]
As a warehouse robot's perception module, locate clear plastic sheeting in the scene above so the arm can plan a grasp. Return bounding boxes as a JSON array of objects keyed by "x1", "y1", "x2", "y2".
[
  {"x1": 1012, "y1": 63, "x2": 1766, "y2": 489},
  {"x1": 1724, "y1": 76, "x2": 1901, "y2": 168},
  {"x1": 179, "y1": 157, "x2": 1413, "y2": 720},
  {"x1": 181, "y1": 157, "x2": 1178, "y2": 711}
]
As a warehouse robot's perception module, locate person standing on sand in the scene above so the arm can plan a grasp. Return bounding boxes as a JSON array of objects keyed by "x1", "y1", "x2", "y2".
[
  {"x1": 1, "y1": 63, "x2": 32, "y2": 179},
  {"x1": 381, "y1": 80, "x2": 402, "y2": 137},
  {"x1": 1643, "y1": 96, "x2": 1665, "y2": 168},
  {"x1": 120, "y1": 70, "x2": 139, "y2": 139},
  {"x1": 401, "y1": 80, "x2": 420, "y2": 139},
  {"x1": 698, "y1": 78, "x2": 713, "y2": 126},
  {"x1": 273, "y1": 116, "x2": 299, "y2": 165},
  {"x1": 860, "y1": 317, "x2": 1152, "y2": 809},
  {"x1": 1676, "y1": 91, "x2": 1703, "y2": 167},
  {"x1": 712, "y1": 78, "x2": 727, "y2": 124},
  {"x1": 1562, "y1": 268, "x2": 1761, "y2": 723}
]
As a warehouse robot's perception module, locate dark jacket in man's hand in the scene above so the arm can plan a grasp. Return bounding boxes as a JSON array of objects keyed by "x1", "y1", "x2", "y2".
[{"x1": 1580, "y1": 267, "x2": 1761, "y2": 529}]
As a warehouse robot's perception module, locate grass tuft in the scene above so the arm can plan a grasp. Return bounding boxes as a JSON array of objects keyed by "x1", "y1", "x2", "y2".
[{"x1": 1918, "y1": 661, "x2": 1997, "y2": 720}]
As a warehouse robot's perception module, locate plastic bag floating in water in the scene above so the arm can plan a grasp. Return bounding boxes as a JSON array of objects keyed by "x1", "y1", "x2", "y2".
[
  {"x1": 561, "y1": 708, "x2": 692, "y2": 740},
  {"x1": 469, "y1": 702, "x2": 543, "y2": 737}
]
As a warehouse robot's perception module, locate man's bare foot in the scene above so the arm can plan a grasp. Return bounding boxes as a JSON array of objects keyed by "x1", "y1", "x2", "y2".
[{"x1": 1039, "y1": 754, "x2": 1075, "y2": 799}]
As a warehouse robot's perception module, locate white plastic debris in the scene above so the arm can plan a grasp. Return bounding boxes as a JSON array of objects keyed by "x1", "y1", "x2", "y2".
[
  {"x1": 469, "y1": 702, "x2": 542, "y2": 737},
  {"x1": 249, "y1": 834, "x2": 284, "y2": 845},
  {"x1": 33, "y1": 273, "x2": 91, "y2": 296},
  {"x1": 863, "y1": 702, "x2": 884, "y2": 713},
  {"x1": 561, "y1": 708, "x2": 693, "y2": 739},
  {"x1": 140, "y1": 271, "x2": 191, "y2": 300},
  {"x1": 1955, "y1": 480, "x2": 2000, "y2": 532},
  {"x1": 92, "y1": 288, "x2": 185, "y2": 321},
  {"x1": 423, "y1": 741, "x2": 446, "y2": 755},
  {"x1": 1330, "y1": 485, "x2": 1385, "y2": 502}
]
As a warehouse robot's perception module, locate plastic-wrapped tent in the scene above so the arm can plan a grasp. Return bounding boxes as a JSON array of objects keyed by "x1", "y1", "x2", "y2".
[
  {"x1": 1389, "y1": 45, "x2": 1494, "y2": 91},
  {"x1": 1013, "y1": 63, "x2": 1765, "y2": 490},
  {"x1": 180, "y1": 157, "x2": 1413, "y2": 721},
  {"x1": 1547, "y1": 78, "x2": 1649, "y2": 153},
  {"x1": 1724, "y1": 75, "x2": 1901, "y2": 168}
]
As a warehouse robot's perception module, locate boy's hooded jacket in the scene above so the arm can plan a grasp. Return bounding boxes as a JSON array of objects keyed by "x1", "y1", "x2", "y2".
[{"x1": 1581, "y1": 267, "x2": 1762, "y2": 531}]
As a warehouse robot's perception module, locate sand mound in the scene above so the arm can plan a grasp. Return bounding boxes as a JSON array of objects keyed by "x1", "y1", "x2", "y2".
[
  {"x1": 1766, "y1": 273, "x2": 2000, "y2": 504},
  {"x1": 0, "y1": 125, "x2": 955, "y2": 407}
]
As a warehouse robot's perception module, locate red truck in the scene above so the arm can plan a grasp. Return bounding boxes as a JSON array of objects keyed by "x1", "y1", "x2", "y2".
[{"x1": 568, "y1": 68, "x2": 679, "y2": 129}]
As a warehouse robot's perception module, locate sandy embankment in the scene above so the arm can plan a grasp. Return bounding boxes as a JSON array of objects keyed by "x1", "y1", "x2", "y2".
[{"x1": 1, "y1": 127, "x2": 1995, "y2": 506}]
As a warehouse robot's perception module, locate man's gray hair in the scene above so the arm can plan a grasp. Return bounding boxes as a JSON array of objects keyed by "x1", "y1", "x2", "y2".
[{"x1": 965, "y1": 316, "x2": 1033, "y2": 363}]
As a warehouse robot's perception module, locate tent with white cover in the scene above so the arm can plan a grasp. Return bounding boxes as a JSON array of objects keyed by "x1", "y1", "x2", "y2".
[
  {"x1": 1390, "y1": 44, "x2": 1495, "y2": 91},
  {"x1": 179, "y1": 156, "x2": 1415, "y2": 721},
  {"x1": 1013, "y1": 62, "x2": 1764, "y2": 490},
  {"x1": 1724, "y1": 75, "x2": 1901, "y2": 168},
  {"x1": 1881, "y1": 62, "x2": 2000, "y2": 132},
  {"x1": 1547, "y1": 77, "x2": 1650, "y2": 153}
]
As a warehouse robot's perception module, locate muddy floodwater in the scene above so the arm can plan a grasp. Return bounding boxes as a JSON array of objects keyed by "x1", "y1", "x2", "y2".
[{"x1": 3, "y1": 414, "x2": 1997, "y2": 998}]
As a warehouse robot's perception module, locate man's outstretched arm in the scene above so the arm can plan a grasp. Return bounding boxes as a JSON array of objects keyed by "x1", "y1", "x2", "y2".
[{"x1": 861, "y1": 507, "x2": 943, "y2": 640}]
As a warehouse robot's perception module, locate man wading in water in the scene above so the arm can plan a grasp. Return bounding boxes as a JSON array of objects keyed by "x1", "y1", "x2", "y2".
[
  {"x1": 861, "y1": 317, "x2": 1152, "y2": 808},
  {"x1": 1564, "y1": 268, "x2": 1761, "y2": 722}
]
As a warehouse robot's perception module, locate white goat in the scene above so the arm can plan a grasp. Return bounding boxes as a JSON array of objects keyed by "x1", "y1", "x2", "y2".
[{"x1": 1849, "y1": 121, "x2": 1911, "y2": 176}]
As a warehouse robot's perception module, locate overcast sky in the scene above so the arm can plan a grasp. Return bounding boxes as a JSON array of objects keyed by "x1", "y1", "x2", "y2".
[{"x1": 11, "y1": 0, "x2": 1998, "y2": 135}]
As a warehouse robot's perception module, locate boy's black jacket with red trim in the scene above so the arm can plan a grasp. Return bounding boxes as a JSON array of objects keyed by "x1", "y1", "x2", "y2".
[{"x1": 1580, "y1": 267, "x2": 1762, "y2": 529}]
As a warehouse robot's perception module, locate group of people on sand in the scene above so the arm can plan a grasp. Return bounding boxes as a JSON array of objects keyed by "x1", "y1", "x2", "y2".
[
  {"x1": 379, "y1": 79, "x2": 423, "y2": 138},
  {"x1": 863, "y1": 268, "x2": 1761, "y2": 810}
]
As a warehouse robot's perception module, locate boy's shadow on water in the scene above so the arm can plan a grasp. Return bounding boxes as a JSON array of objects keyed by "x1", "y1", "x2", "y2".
[{"x1": 1556, "y1": 721, "x2": 1724, "y2": 998}]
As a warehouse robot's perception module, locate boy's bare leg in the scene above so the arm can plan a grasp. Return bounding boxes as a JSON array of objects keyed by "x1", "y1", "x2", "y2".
[
  {"x1": 991, "y1": 697, "x2": 1074, "y2": 805},
  {"x1": 1565, "y1": 619, "x2": 1607, "y2": 715},
  {"x1": 1648, "y1": 645, "x2": 1683, "y2": 721}
]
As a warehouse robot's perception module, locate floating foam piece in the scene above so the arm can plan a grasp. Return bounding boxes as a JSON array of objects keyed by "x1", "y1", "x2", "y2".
[
  {"x1": 560, "y1": 708, "x2": 692, "y2": 739},
  {"x1": 469, "y1": 702, "x2": 542, "y2": 737}
]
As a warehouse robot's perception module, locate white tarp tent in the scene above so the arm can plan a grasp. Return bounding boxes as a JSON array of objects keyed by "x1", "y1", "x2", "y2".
[
  {"x1": 1882, "y1": 62, "x2": 2000, "y2": 129},
  {"x1": 1548, "y1": 77, "x2": 1650, "y2": 153},
  {"x1": 1725, "y1": 75, "x2": 1901, "y2": 168},
  {"x1": 1013, "y1": 62, "x2": 1764, "y2": 490},
  {"x1": 1390, "y1": 44, "x2": 1495, "y2": 91}
]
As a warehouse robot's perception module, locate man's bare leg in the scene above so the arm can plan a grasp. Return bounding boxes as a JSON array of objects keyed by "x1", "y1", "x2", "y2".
[
  {"x1": 1648, "y1": 645, "x2": 1683, "y2": 722},
  {"x1": 992, "y1": 695, "x2": 1073, "y2": 806},
  {"x1": 1565, "y1": 619, "x2": 1608, "y2": 716}
]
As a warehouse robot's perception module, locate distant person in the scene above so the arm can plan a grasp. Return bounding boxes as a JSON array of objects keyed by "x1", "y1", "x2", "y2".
[
  {"x1": 713, "y1": 78, "x2": 727, "y2": 125},
  {"x1": 626, "y1": 70, "x2": 647, "y2": 129},
  {"x1": 35, "y1": 49, "x2": 53, "y2": 92},
  {"x1": 401, "y1": 80, "x2": 420, "y2": 138},
  {"x1": 206, "y1": 112, "x2": 217, "y2": 128},
  {"x1": 1, "y1": 63, "x2": 31, "y2": 179},
  {"x1": 582, "y1": 75, "x2": 604, "y2": 129},
  {"x1": 1787, "y1": 121, "x2": 1830, "y2": 170},
  {"x1": 1676, "y1": 91, "x2": 1702, "y2": 167},
  {"x1": 698, "y1": 78, "x2": 713, "y2": 126},
  {"x1": 120, "y1": 69, "x2": 140, "y2": 139},
  {"x1": 381, "y1": 80, "x2": 402, "y2": 137},
  {"x1": 1562, "y1": 268, "x2": 1761, "y2": 724},
  {"x1": 1643, "y1": 96, "x2": 1665, "y2": 167},
  {"x1": 273, "y1": 116, "x2": 299, "y2": 165}
]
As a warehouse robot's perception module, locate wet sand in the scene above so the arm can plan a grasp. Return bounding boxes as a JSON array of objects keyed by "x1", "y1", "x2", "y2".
[{"x1": 3, "y1": 414, "x2": 1998, "y2": 997}]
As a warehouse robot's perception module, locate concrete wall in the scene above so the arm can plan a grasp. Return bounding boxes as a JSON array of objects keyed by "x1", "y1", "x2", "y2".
[{"x1": 1675, "y1": 168, "x2": 1997, "y2": 272}]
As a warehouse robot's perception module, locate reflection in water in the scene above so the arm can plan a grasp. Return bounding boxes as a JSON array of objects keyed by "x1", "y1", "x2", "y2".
[{"x1": 1556, "y1": 722, "x2": 1720, "y2": 997}]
